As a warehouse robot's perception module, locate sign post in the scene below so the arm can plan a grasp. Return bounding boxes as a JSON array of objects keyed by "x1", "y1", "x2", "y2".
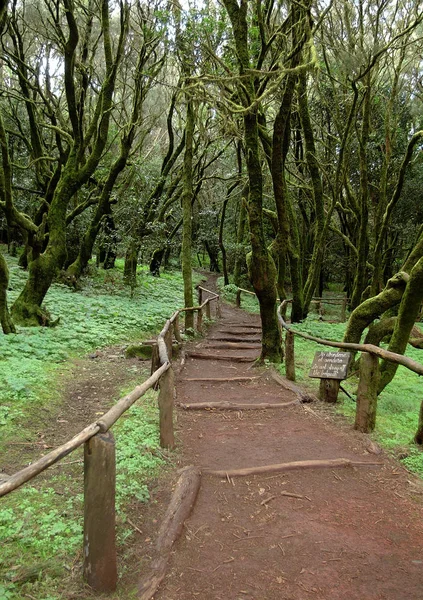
[{"x1": 309, "y1": 351, "x2": 351, "y2": 403}]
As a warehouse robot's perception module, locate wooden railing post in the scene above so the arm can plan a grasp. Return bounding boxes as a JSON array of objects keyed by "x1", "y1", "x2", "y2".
[
  {"x1": 83, "y1": 431, "x2": 117, "y2": 592},
  {"x1": 285, "y1": 330, "x2": 296, "y2": 381},
  {"x1": 173, "y1": 313, "x2": 182, "y2": 343},
  {"x1": 319, "y1": 379, "x2": 340, "y2": 403},
  {"x1": 216, "y1": 298, "x2": 221, "y2": 318},
  {"x1": 198, "y1": 286, "x2": 202, "y2": 305},
  {"x1": 158, "y1": 366, "x2": 175, "y2": 449},
  {"x1": 236, "y1": 289, "x2": 241, "y2": 308},
  {"x1": 206, "y1": 300, "x2": 211, "y2": 320},
  {"x1": 340, "y1": 297, "x2": 347, "y2": 323},
  {"x1": 355, "y1": 352, "x2": 379, "y2": 433},
  {"x1": 164, "y1": 328, "x2": 173, "y2": 361},
  {"x1": 197, "y1": 308, "x2": 203, "y2": 333}
]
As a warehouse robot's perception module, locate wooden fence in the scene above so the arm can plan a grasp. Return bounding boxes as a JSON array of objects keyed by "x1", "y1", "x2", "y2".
[
  {"x1": 0, "y1": 285, "x2": 220, "y2": 592},
  {"x1": 235, "y1": 287, "x2": 349, "y2": 323},
  {"x1": 278, "y1": 300, "x2": 423, "y2": 436}
]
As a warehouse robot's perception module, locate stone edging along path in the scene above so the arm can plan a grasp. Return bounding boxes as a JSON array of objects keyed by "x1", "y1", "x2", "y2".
[{"x1": 138, "y1": 291, "x2": 423, "y2": 600}]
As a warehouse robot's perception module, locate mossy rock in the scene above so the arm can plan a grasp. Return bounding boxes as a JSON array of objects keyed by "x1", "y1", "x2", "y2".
[
  {"x1": 125, "y1": 343, "x2": 181, "y2": 360},
  {"x1": 125, "y1": 344, "x2": 154, "y2": 360}
]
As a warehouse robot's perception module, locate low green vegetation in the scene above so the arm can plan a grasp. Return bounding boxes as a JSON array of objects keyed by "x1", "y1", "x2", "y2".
[
  {"x1": 1, "y1": 256, "x2": 190, "y2": 437},
  {"x1": 278, "y1": 317, "x2": 423, "y2": 477},
  {"x1": 0, "y1": 256, "x2": 201, "y2": 599}
]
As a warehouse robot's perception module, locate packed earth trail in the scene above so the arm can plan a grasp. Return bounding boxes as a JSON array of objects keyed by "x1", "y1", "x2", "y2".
[{"x1": 142, "y1": 286, "x2": 423, "y2": 600}]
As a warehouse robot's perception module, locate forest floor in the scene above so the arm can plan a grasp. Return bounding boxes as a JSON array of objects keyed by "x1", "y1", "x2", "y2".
[
  {"x1": 4, "y1": 277, "x2": 423, "y2": 600},
  {"x1": 139, "y1": 283, "x2": 423, "y2": 600}
]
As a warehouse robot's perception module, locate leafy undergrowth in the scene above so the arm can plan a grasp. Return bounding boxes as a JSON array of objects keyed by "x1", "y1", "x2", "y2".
[
  {"x1": 0, "y1": 253, "x2": 202, "y2": 599},
  {"x1": 277, "y1": 318, "x2": 423, "y2": 478},
  {"x1": 0, "y1": 387, "x2": 166, "y2": 600},
  {"x1": 1, "y1": 255, "x2": 191, "y2": 437}
]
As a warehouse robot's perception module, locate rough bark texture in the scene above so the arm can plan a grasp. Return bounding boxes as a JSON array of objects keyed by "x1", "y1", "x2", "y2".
[
  {"x1": 83, "y1": 432, "x2": 117, "y2": 592},
  {"x1": 343, "y1": 272, "x2": 409, "y2": 345},
  {"x1": 181, "y1": 100, "x2": 194, "y2": 330},
  {"x1": 414, "y1": 400, "x2": 423, "y2": 445},
  {"x1": 222, "y1": 0, "x2": 282, "y2": 363},
  {"x1": 355, "y1": 352, "x2": 380, "y2": 433},
  {"x1": 0, "y1": 252, "x2": 16, "y2": 334},
  {"x1": 378, "y1": 257, "x2": 423, "y2": 393}
]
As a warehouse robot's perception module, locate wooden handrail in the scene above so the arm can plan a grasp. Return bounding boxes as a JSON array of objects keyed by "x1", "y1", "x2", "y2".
[
  {"x1": 0, "y1": 294, "x2": 220, "y2": 498},
  {"x1": 278, "y1": 301, "x2": 423, "y2": 377}
]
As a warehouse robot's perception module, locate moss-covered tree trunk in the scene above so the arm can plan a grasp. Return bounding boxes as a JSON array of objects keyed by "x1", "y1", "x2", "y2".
[
  {"x1": 181, "y1": 99, "x2": 194, "y2": 330},
  {"x1": 378, "y1": 256, "x2": 423, "y2": 392},
  {"x1": 10, "y1": 0, "x2": 128, "y2": 325},
  {"x1": 123, "y1": 240, "x2": 140, "y2": 287},
  {"x1": 233, "y1": 193, "x2": 247, "y2": 287},
  {"x1": 0, "y1": 252, "x2": 16, "y2": 334},
  {"x1": 223, "y1": 0, "x2": 282, "y2": 362},
  {"x1": 350, "y1": 79, "x2": 371, "y2": 310},
  {"x1": 343, "y1": 271, "x2": 409, "y2": 345}
]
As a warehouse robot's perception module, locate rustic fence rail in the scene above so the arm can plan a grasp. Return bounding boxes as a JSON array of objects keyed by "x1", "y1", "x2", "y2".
[
  {"x1": 277, "y1": 300, "x2": 423, "y2": 435},
  {"x1": 0, "y1": 285, "x2": 220, "y2": 592}
]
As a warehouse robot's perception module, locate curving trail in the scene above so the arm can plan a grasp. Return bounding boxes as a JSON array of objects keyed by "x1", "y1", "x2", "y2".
[{"x1": 140, "y1": 283, "x2": 423, "y2": 600}]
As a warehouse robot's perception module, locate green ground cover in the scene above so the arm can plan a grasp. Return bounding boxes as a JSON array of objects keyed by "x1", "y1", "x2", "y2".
[{"x1": 0, "y1": 256, "x2": 201, "y2": 600}]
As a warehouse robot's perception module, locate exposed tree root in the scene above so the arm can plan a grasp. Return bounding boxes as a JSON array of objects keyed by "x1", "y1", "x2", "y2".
[
  {"x1": 138, "y1": 466, "x2": 201, "y2": 600},
  {"x1": 270, "y1": 369, "x2": 316, "y2": 403},
  {"x1": 178, "y1": 400, "x2": 299, "y2": 410},
  {"x1": 205, "y1": 458, "x2": 382, "y2": 478},
  {"x1": 187, "y1": 352, "x2": 256, "y2": 362},
  {"x1": 182, "y1": 376, "x2": 261, "y2": 382}
]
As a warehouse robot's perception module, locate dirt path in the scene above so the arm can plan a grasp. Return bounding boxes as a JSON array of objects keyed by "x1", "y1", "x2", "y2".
[{"x1": 148, "y1": 289, "x2": 423, "y2": 600}]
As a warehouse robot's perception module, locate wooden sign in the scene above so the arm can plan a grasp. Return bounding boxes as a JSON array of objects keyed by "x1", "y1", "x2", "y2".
[{"x1": 309, "y1": 351, "x2": 351, "y2": 380}]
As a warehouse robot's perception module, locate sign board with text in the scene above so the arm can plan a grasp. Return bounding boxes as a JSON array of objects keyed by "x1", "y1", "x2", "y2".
[{"x1": 309, "y1": 351, "x2": 351, "y2": 380}]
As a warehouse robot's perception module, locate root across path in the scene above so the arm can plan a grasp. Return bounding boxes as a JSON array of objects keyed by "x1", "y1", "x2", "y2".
[{"x1": 138, "y1": 287, "x2": 423, "y2": 600}]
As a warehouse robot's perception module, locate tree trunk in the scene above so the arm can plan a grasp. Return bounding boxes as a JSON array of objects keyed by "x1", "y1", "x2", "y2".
[
  {"x1": 123, "y1": 240, "x2": 140, "y2": 287},
  {"x1": 378, "y1": 256, "x2": 423, "y2": 392},
  {"x1": 181, "y1": 99, "x2": 195, "y2": 329},
  {"x1": 233, "y1": 193, "x2": 247, "y2": 287},
  {"x1": 343, "y1": 271, "x2": 409, "y2": 345},
  {"x1": 0, "y1": 252, "x2": 16, "y2": 334}
]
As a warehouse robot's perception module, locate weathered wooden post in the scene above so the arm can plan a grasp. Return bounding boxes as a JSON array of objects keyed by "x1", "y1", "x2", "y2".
[
  {"x1": 205, "y1": 300, "x2": 211, "y2": 320},
  {"x1": 216, "y1": 297, "x2": 221, "y2": 318},
  {"x1": 197, "y1": 286, "x2": 202, "y2": 305},
  {"x1": 196, "y1": 308, "x2": 203, "y2": 333},
  {"x1": 414, "y1": 400, "x2": 423, "y2": 445},
  {"x1": 164, "y1": 327, "x2": 173, "y2": 361},
  {"x1": 309, "y1": 351, "x2": 351, "y2": 403},
  {"x1": 236, "y1": 289, "x2": 241, "y2": 308},
  {"x1": 319, "y1": 379, "x2": 340, "y2": 403},
  {"x1": 285, "y1": 330, "x2": 296, "y2": 381},
  {"x1": 83, "y1": 432, "x2": 117, "y2": 592},
  {"x1": 340, "y1": 298, "x2": 347, "y2": 323},
  {"x1": 158, "y1": 366, "x2": 175, "y2": 449},
  {"x1": 173, "y1": 313, "x2": 182, "y2": 343},
  {"x1": 354, "y1": 352, "x2": 379, "y2": 432}
]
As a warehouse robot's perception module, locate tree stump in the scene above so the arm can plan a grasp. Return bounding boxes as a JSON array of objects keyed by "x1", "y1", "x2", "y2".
[
  {"x1": 83, "y1": 432, "x2": 117, "y2": 592},
  {"x1": 355, "y1": 352, "x2": 379, "y2": 432}
]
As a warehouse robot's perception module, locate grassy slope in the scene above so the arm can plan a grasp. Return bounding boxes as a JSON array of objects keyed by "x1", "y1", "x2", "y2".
[
  {"x1": 0, "y1": 255, "x2": 200, "y2": 600},
  {"x1": 218, "y1": 281, "x2": 423, "y2": 476}
]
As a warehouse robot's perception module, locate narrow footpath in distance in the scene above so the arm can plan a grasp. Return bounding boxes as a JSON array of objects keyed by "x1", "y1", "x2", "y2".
[{"x1": 142, "y1": 284, "x2": 423, "y2": 600}]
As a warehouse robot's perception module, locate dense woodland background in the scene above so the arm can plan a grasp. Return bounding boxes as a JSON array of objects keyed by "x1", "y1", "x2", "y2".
[{"x1": 1, "y1": 0, "x2": 423, "y2": 391}]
